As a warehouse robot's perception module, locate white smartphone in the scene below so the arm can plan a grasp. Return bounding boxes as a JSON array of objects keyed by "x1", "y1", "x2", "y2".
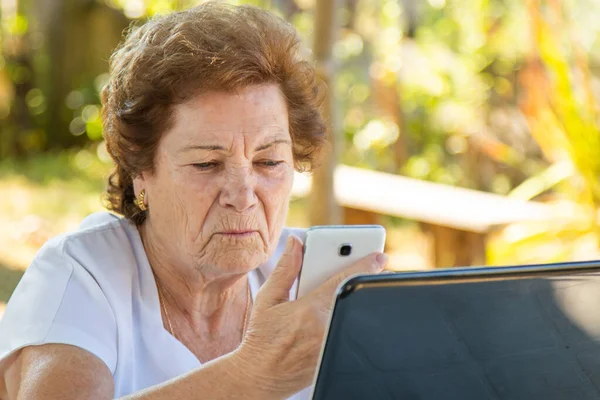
[{"x1": 295, "y1": 225, "x2": 386, "y2": 299}]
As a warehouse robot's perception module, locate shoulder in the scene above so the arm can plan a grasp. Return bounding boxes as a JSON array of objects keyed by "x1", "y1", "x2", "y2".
[
  {"x1": 67, "y1": 211, "x2": 135, "y2": 254},
  {"x1": 22, "y1": 212, "x2": 146, "y2": 320},
  {"x1": 16, "y1": 210, "x2": 137, "y2": 299},
  {"x1": 0, "y1": 212, "x2": 128, "y2": 374},
  {"x1": 5, "y1": 211, "x2": 143, "y2": 328},
  {"x1": 37, "y1": 211, "x2": 126, "y2": 254},
  {"x1": 35, "y1": 212, "x2": 140, "y2": 275}
]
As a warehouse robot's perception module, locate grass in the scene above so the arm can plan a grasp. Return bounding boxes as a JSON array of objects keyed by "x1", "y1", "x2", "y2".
[{"x1": 0, "y1": 147, "x2": 111, "y2": 271}]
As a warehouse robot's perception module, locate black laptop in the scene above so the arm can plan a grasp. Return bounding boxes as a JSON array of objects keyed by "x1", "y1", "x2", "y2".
[{"x1": 311, "y1": 261, "x2": 600, "y2": 400}]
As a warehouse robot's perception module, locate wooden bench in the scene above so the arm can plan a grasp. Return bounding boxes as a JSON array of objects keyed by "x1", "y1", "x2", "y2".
[{"x1": 292, "y1": 165, "x2": 559, "y2": 267}]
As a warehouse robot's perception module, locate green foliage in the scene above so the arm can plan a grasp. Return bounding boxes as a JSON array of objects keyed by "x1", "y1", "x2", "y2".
[
  {"x1": 3, "y1": 0, "x2": 600, "y2": 265},
  {"x1": 0, "y1": 145, "x2": 110, "y2": 192}
]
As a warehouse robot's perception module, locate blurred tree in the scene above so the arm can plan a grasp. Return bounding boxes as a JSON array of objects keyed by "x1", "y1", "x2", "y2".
[
  {"x1": 36, "y1": 0, "x2": 129, "y2": 150},
  {"x1": 309, "y1": 0, "x2": 342, "y2": 226},
  {"x1": 3, "y1": 0, "x2": 600, "y2": 264},
  {"x1": 0, "y1": 0, "x2": 129, "y2": 156},
  {"x1": 0, "y1": 0, "x2": 36, "y2": 157},
  {"x1": 513, "y1": 0, "x2": 600, "y2": 244}
]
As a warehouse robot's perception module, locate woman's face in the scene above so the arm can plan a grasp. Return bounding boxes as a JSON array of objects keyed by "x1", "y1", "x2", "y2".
[{"x1": 137, "y1": 84, "x2": 294, "y2": 279}]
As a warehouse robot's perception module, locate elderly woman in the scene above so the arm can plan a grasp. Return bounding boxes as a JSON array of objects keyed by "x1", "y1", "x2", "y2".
[{"x1": 0, "y1": 3, "x2": 386, "y2": 400}]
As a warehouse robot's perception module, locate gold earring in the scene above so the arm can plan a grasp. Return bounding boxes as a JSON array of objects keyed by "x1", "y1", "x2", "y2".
[{"x1": 134, "y1": 189, "x2": 147, "y2": 211}]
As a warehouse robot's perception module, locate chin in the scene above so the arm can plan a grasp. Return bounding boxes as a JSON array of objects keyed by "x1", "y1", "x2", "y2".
[
  {"x1": 209, "y1": 252, "x2": 267, "y2": 277},
  {"x1": 201, "y1": 235, "x2": 269, "y2": 275}
]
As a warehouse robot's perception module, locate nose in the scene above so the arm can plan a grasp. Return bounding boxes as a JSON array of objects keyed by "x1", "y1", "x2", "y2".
[{"x1": 218, "y1": 165, "x2": 258, "y2": 212}]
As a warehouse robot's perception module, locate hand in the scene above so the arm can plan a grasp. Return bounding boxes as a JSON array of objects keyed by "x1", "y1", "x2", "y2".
[{"x1": 234, "y1": 235, "x2": 387, "y2": 398}]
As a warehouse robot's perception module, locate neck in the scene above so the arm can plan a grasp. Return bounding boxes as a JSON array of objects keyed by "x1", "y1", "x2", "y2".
[{"x1": 139, "y1": 222, "x2": 249, "y2": 323}]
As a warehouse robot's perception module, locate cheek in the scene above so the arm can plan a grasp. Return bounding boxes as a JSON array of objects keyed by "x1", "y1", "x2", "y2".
[
  {"x1": 258, "y1": 168, "x2": 294, "y2": 207},
  {"x1": 183, "y1": 172, "x2": 219, "y2": 201},
  {"x1": 257, "y1": 169, "x2": 294, "y2": 240},
  {"x1": 170, "y1": 170, "x2": 220, "y2": 234},
  {"x1": 147, "y1": 168, "x2": 182, "y2": 222}
]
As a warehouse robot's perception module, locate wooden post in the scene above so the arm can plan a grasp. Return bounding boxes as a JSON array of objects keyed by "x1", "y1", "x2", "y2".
[
  {"x1": 342, "y1": 207, "x2": 381, "y2": 226},
  {"x1": 421, "y1": 223, "x2": 487, "y2": 267},
  {"x1": 309, "y1": 0, "x2": 342, "y2": 226}
]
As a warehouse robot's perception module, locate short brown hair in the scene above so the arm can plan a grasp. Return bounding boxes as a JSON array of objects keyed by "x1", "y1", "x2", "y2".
[{"x1": 101, "y1": 1, "x2": 326, "y2": 224}]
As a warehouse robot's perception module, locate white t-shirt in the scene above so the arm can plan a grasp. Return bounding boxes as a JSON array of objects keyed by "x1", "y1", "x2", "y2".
[{"x1": 0, "y1": 212, "x2": 310, "y2": 399}]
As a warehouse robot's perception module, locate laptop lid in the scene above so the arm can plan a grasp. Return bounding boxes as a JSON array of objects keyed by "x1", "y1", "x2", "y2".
[{"x1": 311, "y1": 260, "x2": 600, "y2": 400}]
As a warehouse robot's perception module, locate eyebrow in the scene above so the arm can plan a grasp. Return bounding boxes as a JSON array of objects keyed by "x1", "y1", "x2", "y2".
[
  {"x1": 255, "y1": 139, "x2": 292, "y2": 151},
  {"x1": 178, "y1": 144, "x2": 225, "y2": 152},
  {"x1": 177, "y1": 138, "x2": 291, "y2": 154}
]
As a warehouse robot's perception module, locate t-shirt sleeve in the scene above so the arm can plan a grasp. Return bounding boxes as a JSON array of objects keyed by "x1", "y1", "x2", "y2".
[{"x1": 0, "y1": 239, "x2": 118, "y2": 374}]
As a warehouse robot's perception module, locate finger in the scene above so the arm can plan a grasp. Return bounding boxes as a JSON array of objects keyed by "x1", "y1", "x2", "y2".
[
  {"x1": 256, "y1": 235, "x2": 303, "y2": 307},
  {"x1": 313, "y1": 252, "x2": 387, "y2": 301}
]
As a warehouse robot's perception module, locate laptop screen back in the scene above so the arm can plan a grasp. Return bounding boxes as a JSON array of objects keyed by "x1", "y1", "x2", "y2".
[{"x1": 312, "y1": 267, "x2": 600, "y2": 400}]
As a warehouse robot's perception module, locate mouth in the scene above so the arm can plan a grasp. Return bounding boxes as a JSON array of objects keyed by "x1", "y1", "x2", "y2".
[{"x1": 216, "y1": 230, "x2": 258, "y2": 238}]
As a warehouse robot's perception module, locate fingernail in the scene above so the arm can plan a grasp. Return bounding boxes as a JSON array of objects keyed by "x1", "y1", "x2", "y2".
[
  {"x1": 285, "y1": 235, "x2": 296, "y2": 253},
  {"x1": 376, "y1": 253, "x2": 388, "y2": 267}
]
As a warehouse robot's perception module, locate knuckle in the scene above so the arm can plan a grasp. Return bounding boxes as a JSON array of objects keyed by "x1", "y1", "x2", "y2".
[
  {"x1": 358, "y1": 259, "x2": 379, "y2": 273},
  {"x1": 364, "y1": 256, "x2": 379, "y2": 268}
]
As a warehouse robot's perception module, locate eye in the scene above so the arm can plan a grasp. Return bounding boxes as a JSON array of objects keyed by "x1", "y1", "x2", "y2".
[
  {"x1": 192, "y1": 161, "x2": 219, "y2": 170},
  {"x1": 255, "y1": 160, "x2": 284, "y2": 168}
]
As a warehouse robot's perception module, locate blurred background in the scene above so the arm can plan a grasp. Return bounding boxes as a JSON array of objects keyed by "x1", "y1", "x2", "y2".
[{"x1": 2, "y1": 0, "x2": 600, "y2": 311}]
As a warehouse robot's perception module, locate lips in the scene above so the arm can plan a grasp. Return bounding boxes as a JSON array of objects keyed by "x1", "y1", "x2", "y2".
[{"x1": 217, "y1": 230, "x2": 258, "y2": 237}]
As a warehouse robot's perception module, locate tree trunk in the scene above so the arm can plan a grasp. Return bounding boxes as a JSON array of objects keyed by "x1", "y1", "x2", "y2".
[
  {"x1": 37, "y1": 0, "x2": 84, "y2": 149},
  {"x1": 309, "y1": 0, "x2": 342, "y2": 226},
  {"x1": 34, "y1": 0, "x2": 128, "y2": 150}
]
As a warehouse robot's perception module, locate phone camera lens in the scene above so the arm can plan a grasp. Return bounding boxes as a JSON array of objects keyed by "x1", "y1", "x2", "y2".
[{"x1": 339, "y1": 244, "x2": 352, "y2": 256}]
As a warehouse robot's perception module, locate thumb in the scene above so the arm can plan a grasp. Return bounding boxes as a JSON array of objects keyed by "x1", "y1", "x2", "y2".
[{"x1": 256, "y1": 235, "x2": 303, "y2": 307}]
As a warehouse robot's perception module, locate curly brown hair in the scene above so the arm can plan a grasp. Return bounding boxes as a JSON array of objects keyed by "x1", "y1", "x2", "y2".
[{"x1": 101, "y1": 2, "x2": 327, "y2": 225}]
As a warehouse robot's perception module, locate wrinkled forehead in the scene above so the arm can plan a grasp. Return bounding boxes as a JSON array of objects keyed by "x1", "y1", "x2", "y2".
[{"x1": 163, "y1": 84, "x2": 291, "y2": 151}]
